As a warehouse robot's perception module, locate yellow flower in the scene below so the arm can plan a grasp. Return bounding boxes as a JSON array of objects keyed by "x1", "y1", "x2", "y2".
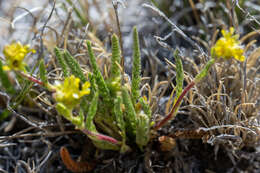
[
  {"x1": 3, "y1": 42, "x2": 36, "y2": 71},
  {"x1": 211, "y1": 27, "x2": 245, "y2": 62},
  {"x1": 53, "y1": 75, "x2": 91, "y2": 109}
]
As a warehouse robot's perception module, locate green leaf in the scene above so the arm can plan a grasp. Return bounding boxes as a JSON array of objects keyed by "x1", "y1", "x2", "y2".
[
  {"x1": 139, "y1": 97, "x2": 152, "y2": 119},
  {"x1": 113, "y1": 95, "x2": 131, "y2": 153},
  {"x1": 56, "y1": 103, "x2": 84, "y2": 128},
  {"x1": 122, "y1": 87, "x2": 137, "y2": 136},
  {"x1": 131, "y1": 27, "x2": 141, "y2": 104},
  {"x1": 63, "y1": 50, "x2": 87, "y2": 82},
  {"x1": 39, "y1": 59, "x2": 47, "y2": 85},
  {"x1": 14, "y1": 80, "x2": 32, "y2": 107},
  {"x1": 54, "y1": 47, "x2": 69, "y2": 77},
  {"x1": 85, "y1": 91, "x2": 99, "y2": 132},
  {"x1": 136, "y1": 97, "x2": 151, "y2": 149},
  {"x1": 0, "y1": 60, "x2": 15, "y2": 94},
  {"x1": 107, "y1": 34, "x2": 122, "y2": 96},
  {"x1": 174, "y1": 49, "x2": 184, "y2": 103},
  {"x1": 110, "y1": 34, "x2": 121, "y2": 79},
  {"x1": 136, "y1": 112, "x2": 150, "y2": 149},
  {"x1": 86, "y1": 40, "x2": 111, "y2": 105},
  {"x1": 195, "y1": 58, "x2": 215, "y2": 83},
  {"x1": 84, "y1": 91, "x2": 120, "y2": 150},
  {"x1": 114, "y1": 96, "x2": 125, "y2": 135}
]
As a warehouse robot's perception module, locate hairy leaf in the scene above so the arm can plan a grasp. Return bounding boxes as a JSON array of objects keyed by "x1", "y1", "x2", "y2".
[
  {"x1": 86, "y1": 41, "x2": 111, "y2": 105},
  {"x1": 110, "y1": 34, "x2": 121, "y2": 78},
  {"x1": 39, "y1": 59, "x2": 47, "y2": 85},
  {"x1": 122, "y1": 87, "x2": 137, "y2": 136},
  {"x1": 54, "y1": 47, "x2": 69, "y2": 77},
  {"x1": 131, "y1": 27, "x2": 141, "y2": 104},
  {"x1": 174, "y1": 49, "x2": 184, "y2": 103},
  {"x1": 63, "y1": 50, "x2": 87, "y2": 82}
]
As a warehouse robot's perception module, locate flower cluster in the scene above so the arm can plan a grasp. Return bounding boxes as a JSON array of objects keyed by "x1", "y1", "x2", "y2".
[
  {"x1": 211, "y1": 27, "x2": 245, "y2": 62},
  {"x1": 53, "y1": 75, "x2": 91, "y2": 109},
  {"x1": 3, "y1": 42, "x2": 36, "y2": 71}
]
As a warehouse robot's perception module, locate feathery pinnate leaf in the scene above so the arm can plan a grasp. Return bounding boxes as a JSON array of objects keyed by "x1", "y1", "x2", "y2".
[
  {"x1": 54, "y1": 47, "x2": 69, "y2": 77},
  {"x1": 131, "y1": 27, "x2": 141, "y2": 104},
  {"x1": 110, "y1": 34, "x2": 121, "y2": 79},
  {"x1": 136, "y1": 97, "x2": 151, "y2": 149},
  {"x1": 122, "y1": 87, "x2": 137, "y2": 136},
  {"x1": 85, "y1": 91, "x2": 99, "y2": 132},
  {"x1": 195, "y1": 58, "x2": 215, "y2": 83},
  {"x1": 39, "y1": 59, "x2": 47, "y2": 85},
  {"x1": 86, "y1": 40, "x2": 111, "y2": 104},
  {"x1": 114, "y1": 95, "x2": 126, "y2": 139},
  {"x1": 63, "y1": 50, "x2": 87, "y2": 82},
  {"x1": 174, "y1": 49, "x2": 184, "y2": 103},
  {"x1": 84, "y1": 91, "x2": 120, "y2": 150}
]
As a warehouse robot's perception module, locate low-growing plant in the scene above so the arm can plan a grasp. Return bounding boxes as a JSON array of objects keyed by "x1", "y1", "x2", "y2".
[
  {"x1": 0, "y1": 27, "x2": 151, "y2": 152},
  {"x1": 51, "y1": 27, "x2": 152, "y2": 152},
  {"x1": 1, "y1": 23, "x2": 259, "y2": 173}
]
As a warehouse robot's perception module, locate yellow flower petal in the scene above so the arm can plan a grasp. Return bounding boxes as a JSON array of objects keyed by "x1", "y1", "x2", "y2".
[
  {"x1": 53, "y1": 75, "x2": 91, "y2": 109},
  {"x1": 211, "y1": 27, "x2": 245, "y2": 62},
  {"x1": 2, "y1": 65, "x2": 10, "y2": 71},
  {"x1": 3, "y1": 42, "x2": 35, "y2": 71}
]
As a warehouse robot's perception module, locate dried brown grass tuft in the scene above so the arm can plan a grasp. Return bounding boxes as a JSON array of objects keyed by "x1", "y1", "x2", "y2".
[{"x1": 175, "y1": 34, "x2": 260, "y2": 149}]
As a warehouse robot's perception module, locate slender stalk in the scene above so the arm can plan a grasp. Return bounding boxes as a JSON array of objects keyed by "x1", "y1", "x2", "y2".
[
  {"x1": 154, "y1": 81, "x2": 195, "y2": 130},
  {"x1": 154, "y1": 58, "x2": 216, "y2": 130},
  {"x1": 18, "y1": 71, "x2": 44, "y2": 86}
]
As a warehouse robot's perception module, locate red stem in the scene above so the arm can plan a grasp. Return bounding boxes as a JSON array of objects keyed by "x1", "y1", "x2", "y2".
[
  {"x1": 82, "y1": 129, "x2": 119, "y2": 145},
  {"x1": 154, "y1": 81, "x2": 196, "y2": 130},
  {"x1": 19, "y1": 72, "x2": 44, "y2": 86}
]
